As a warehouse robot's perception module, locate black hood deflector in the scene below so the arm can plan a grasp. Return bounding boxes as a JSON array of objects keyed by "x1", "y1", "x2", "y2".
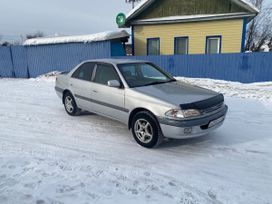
[{"x1": 180, "y1": 94, "x2": 224, "y2": 110}]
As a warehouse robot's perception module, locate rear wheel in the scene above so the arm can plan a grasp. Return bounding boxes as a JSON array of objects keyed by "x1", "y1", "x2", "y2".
[
  {"x1": 63, "y1": 92, "x2": 80, "y2": 116},
  {"x1": 131, "y1": 111, "x2": 163, "y2": 148}
]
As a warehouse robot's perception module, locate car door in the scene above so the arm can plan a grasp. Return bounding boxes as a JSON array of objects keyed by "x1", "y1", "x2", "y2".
[
  {"x1": 69, "y1": 62, "x2": 95, "y2": 111},
  {"x1": 90, "y1": 63, "x2": 128, "y2": 123}
]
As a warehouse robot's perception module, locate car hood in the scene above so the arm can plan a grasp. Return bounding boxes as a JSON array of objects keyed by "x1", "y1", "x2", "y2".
[{"x1": 133, "y1": 81, "x2": 219, "y2": 107}]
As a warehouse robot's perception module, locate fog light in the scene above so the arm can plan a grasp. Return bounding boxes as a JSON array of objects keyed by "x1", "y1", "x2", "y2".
[{"x1": 184, "y1": 128, "x2": 192, "y2": 134}]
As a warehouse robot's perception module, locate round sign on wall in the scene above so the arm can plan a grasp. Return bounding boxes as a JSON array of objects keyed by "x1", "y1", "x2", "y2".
[{"x1": 116, "y1": 13, "x2": 126, "y2": 27}]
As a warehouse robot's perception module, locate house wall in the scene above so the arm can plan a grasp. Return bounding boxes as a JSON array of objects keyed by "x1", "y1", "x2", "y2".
[
  {"x1": 134, "y1": 19, "x2": 244, "y2": 55},
  {"x1": 137, "y1": 0, "x2": 246, "y2": 20}
]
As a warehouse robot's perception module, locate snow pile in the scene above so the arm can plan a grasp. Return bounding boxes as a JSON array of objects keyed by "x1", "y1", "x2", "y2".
[
  {"x1": 29, "y1": 71, "x2": 60, "y2": 82},
  {"x1": 23, "y1": 30, "x2": 130, "y2": 46},
  {"x1": 176, "y1": 77, "x2": 272, "y2": 103}
]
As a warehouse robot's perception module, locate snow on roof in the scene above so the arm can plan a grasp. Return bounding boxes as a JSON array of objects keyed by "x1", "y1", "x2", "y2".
[
  {"x1": 234, "y1": 0, "x2": 260, "y2": 13},
  {"x1": 23, "y1": 30, "x2": 130, "y2": 46},
  {"x1": 126, "y1": 0, "x2": 259, "y2": 22},
  {"x1": 133, "y1": 12, "x2": 254, "y2": 24},
  {"x1": 126, "y1": 0, "x2": 153, "y2": 20}
]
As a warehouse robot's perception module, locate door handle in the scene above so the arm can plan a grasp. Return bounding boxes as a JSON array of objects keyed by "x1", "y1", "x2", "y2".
[{"x1": 92, "y1": 90, "x2": 98, "y2": 93}]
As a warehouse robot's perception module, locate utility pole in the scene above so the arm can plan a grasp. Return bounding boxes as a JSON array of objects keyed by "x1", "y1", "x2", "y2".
[{"x1": 126, "y1": 0, "x2": 141, "y2": 9}]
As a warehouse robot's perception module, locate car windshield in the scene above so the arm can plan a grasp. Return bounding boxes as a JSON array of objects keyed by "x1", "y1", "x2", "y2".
[{"x1": 117, "y1": 63, "x2": 175, "y2": 88}]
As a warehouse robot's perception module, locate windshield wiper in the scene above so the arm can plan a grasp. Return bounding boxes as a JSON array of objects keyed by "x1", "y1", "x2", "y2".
[
  {"x1": 145, "y1": 81, "x2": 165, "y2": 86},
  {"x1": 144, "y1": 79, "x2": 175, "y2": 87},
  {"x1": 135, "y1": 78, "x2": 176, "y2": 87},
  {"x1": 167, "y1": 79, "x2": 176, "y2": 82}
]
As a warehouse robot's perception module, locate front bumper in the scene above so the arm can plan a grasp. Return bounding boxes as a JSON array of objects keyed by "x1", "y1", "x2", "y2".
[{"x1": 158, "y1": 105, "x2": 228, "y2": 139}]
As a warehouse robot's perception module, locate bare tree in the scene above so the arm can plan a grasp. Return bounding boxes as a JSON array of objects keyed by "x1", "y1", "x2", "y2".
[
  {"x1": 0, "y1": 35, "x2": 10, "y2": 46},
  {"x1": 2, "y1": 42, "x2": 11, "y2": 46},
  {"x1": 126, "y1": 0, "x2": 141, "y2": 9},
  {"x1": 0, "y1": 35, "x2": 4, "y2": 45},
  {"x1": 245, "y1": 0, "x2": 272, "y2": 51},
  {"x1": 26, "y1": 31, "x2": 44, "y2": 39}
]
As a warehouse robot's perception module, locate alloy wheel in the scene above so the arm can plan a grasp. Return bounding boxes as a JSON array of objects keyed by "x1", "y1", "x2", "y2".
[
  {"x1": 134, "y1": 119, "x2": 153, "y2": 144},
  {"x1": 65, "y1": 96, "x2": 74, "y2": 113}
]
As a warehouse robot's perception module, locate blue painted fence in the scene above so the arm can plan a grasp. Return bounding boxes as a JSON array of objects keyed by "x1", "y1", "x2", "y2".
[
  {"x1": 116, "y1": 53, "x2": 272, "y2": 83},
  {"x1": 27, "y1": 41, "x2": 111, "y2": 77},
  {"x1": 0, "y1": 43, "x2": 272, "y2": 82},
  {"x1": 0, "y1": 46, "x2": 14, "y2": 77},
  {"x1": 11, "y1": 46, "x2": 28, "y2": 78},
  {"x1": 0, "y1": 41, "x2": 113, "y2": 78}
]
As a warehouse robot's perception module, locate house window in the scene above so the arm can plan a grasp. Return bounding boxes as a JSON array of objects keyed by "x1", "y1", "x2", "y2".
[
  {"x1": 206, "y1": 36, "x2": 222, "y2": 54},
  {"x1": 174, "y1": 37, "x2": 189, "y2": 55},
  {"x1": 147, "y1": 38, "x2": 160, "y2": 55}
]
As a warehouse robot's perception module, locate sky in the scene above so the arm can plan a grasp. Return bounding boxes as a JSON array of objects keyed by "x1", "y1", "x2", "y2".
[
  {"x1": 0, "y1": 0, "x2": 271, "y2": 42},
  {"x1": 0, "y1": 0, "x2": 132, "y2": 41}
]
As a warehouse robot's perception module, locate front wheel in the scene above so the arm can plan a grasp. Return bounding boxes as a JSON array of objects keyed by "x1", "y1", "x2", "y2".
[
  {"x1": 131, "y1": 111, "x2": 163, "y2": 148},
  {"x1": 63, "y1": 92, "x2": 80, "y2": 116}
]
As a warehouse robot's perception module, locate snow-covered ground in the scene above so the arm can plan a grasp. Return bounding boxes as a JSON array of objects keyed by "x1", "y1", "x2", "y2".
[{"x1": 0, "y1": 76, "x2": 271, "y2": 204}]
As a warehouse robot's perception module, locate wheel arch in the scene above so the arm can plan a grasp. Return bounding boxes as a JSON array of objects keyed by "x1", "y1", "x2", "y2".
[
  {"x1": 128, "y1": 107, "x2": 159, "y2": 130},
  {"x1": 62, "y1": 89, "x2": 72, "y2": 104}
]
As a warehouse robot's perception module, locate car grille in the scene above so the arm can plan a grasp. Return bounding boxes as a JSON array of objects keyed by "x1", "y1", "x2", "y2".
[{"x1": 201, "y1": 102, "x2": 224, "y2": 114}]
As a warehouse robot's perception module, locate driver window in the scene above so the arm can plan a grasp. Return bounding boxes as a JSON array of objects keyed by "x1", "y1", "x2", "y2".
[{"x1": 94, "y1": 64, "x2": 120, "y2": 85}]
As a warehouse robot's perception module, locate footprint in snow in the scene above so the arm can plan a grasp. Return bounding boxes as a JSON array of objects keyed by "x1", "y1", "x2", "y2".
[
  {"x1": 128, "y1": 188, "x2": 138, "y2": 195},
  {"x1": 21, "y1": 161, "x2": 31, "y2": 167},
  {"x1": 36, "y1": 199, "x2": 46, "y2": 204},
  {"x1": 56, "y1": 185, "x2": 75, "y2": 193},
  {"x1": 133, "y1": 180, "x2": 139, "y2": 186},
  {"x1": 207, "y1": 190, "x2": 217, "y2": 200},
  {"x1": 144, "y1": 172, "x2": 151, "y2": 177},
  {"x1": 24, "y1": 183, "x2": 37, "y2": 189},
  {"x1": 168, "y1": 181, "x2": 177, "y2": 187}
]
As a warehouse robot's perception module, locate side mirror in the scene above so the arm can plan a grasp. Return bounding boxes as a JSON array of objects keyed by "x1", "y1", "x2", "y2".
[{"x1": 107, "y1": 80, "x2": 121, "y2": 88}]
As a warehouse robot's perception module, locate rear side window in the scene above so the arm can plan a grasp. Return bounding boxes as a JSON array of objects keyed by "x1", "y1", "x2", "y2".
[
  {"x1": 71, "y1": 62, "x2": 95, "y2": 81},
  {"x1": 94, "y1": 64, "x2": 120, "y2": 85}
]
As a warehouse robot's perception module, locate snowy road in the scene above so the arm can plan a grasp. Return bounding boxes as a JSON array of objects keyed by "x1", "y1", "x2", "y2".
[{"x1": 0, "y1": 78, "x2": 271, "y2": 204}]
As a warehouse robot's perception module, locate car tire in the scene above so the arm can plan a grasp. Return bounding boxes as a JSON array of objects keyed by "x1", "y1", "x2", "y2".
[
  {"x1": 131, "y1": 111, "x2": 163, "y2": 148},
  {"x1": 63, "y1": 92, "x2": 81, "y2": 116}
]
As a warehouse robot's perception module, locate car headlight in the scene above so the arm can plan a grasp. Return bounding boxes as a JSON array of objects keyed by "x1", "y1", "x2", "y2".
[{"x1": 165, "y1": 109, "x2": 201, "y2": 120}]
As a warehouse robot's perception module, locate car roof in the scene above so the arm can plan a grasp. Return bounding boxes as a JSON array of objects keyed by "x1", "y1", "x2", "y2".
[{"x1": 83, "y1": 58, "x2": 149, "y2": 65}]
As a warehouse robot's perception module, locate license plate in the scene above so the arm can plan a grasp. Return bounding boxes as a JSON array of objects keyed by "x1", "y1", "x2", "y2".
[{"x1": 208, "y1": 116, "x2": 225, "y2": 128}]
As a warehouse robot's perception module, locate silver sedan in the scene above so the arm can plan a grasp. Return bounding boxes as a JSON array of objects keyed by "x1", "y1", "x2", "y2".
[{"x1": 55, "y1": 59, "x2": 228, "y2": 148}]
